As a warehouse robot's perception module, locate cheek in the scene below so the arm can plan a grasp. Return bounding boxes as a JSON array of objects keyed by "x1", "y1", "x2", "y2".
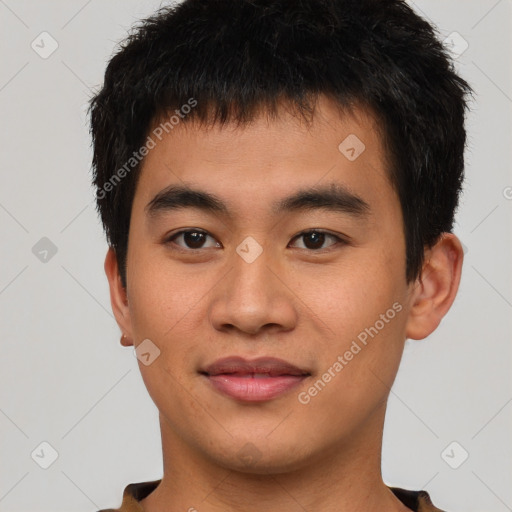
[
  {"x1": 297, "y1": 246, "x2": 408, "y2": 390},
  {"x1": 126, "y1": 243, "x2": 207, "y2": 338},
  {"x1": 297, "y1": 253, "x2": 404, "y2": 340},
  {"x1": 297, "y1": 267, "x2": 406, "y2": 431}
]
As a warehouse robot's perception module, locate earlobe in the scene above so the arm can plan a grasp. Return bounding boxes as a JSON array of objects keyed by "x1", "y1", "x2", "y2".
[
  {"x1": 405, "y1": 233, "x2": 464, "y2": 340},
  {"x1": 104, "y1": 247, "x2": 133, "y2": 345},
  {"x1": 120, "y1": 333, "x2": 132, "y2": 346}
]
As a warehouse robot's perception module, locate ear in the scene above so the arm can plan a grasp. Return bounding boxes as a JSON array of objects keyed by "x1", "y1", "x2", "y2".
[
  {"x1": 405, "y1": 233, "x2": 464, "y2": 340},
  {"x1": 104, "y1": 247, "x2": 133, "y2": 346}
]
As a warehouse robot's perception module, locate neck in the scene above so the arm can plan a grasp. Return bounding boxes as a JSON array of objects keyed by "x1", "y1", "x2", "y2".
[{"x1": 140, "y1": 404, "x2": 410, "y2": 512}]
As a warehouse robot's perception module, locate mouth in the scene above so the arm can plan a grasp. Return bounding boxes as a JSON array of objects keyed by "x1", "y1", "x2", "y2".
[{"x1": 199, "y1": 356, "x2": 311, "y2": 402}]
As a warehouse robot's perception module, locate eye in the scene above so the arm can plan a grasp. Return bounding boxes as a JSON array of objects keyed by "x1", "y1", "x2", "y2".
[
  {"x1": 289, "y1": 230, "x2": 345, "y2": 250},
  {"x1": 166, "y1": 229, "x2": 221, "y2": 250}
]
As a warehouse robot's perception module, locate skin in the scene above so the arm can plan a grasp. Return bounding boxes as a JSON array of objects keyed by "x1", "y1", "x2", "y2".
[{"x1": 105, "y1": 95, "x2": 464, "y2": 512}]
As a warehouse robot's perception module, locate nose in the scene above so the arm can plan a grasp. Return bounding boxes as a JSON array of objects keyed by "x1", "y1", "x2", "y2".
[{"x1": 208, "y1": 242, "x2": 299, "y2": 337}]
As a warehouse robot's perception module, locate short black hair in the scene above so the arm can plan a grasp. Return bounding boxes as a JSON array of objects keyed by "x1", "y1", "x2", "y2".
[{"x1": 89, "y1": 0, "x2": 472, "y2": 289}]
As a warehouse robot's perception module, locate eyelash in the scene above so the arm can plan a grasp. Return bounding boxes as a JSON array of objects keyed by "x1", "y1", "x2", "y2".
[{"x1": 164, "y1": 229, "x2": 348, "y2": 252}]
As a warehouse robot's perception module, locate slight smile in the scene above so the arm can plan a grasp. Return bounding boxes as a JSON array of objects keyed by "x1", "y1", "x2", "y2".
[{"x1": 199, "y1": 356, "x2": 311, "y2": 402}]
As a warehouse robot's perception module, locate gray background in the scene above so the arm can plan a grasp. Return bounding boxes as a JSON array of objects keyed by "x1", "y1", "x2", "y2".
[{"x1": 0, "y1": 1, "x2": 511, "y2": 511}]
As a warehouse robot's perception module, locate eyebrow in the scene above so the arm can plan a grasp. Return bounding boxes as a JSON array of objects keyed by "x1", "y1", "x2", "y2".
[{"x1": 145, "y1": 183, "x2": 370, "y2": 219}]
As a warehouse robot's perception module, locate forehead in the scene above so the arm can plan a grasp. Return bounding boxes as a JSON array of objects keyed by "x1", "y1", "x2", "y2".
[{"x1": 134, "y1": 95, "x2": 396, "y2": 219}]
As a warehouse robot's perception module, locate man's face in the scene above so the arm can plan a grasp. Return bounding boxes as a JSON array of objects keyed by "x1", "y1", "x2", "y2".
[{"x1": 124, "y1": 96, "x2": 414, "y2": 472}]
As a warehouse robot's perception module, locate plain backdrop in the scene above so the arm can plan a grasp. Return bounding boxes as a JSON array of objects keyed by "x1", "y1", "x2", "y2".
[{"x1": 0, "y1": 1, "x2": 511, "y2": 511}]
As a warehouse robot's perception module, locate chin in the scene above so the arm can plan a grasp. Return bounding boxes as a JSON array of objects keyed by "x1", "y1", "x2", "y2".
[{"x1": 203, "y1": 437, "x2": 315, "y2": 475}]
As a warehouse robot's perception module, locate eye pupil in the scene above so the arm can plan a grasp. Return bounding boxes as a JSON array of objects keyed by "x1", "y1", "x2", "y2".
[
  {"x1": 304, "y1": 231, "x2": 325, "y2": 249},
  {"x1": 184, "y1": 231, "x2": 205, "y2": 248},
  {"x1": 172, "y1": 230, "x2": 336, "y2": 251}
]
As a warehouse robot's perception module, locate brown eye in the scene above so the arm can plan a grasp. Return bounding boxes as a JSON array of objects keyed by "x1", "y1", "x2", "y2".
[
  {"x1": 290, "y1": 230, "x2": 342, "y2": 250},
  {"x1": 167, "y1": 230, "x2": 220, "y2": 250}
]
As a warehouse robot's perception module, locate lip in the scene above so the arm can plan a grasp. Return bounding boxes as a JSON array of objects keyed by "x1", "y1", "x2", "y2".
[{"x1": 200, "y1": 356, "x2": 310, "y2": 402}]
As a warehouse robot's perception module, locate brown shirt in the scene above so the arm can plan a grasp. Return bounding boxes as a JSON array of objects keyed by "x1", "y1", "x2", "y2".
[{"x1": 97, "y1": 480, "x2": 446, "y2": 512}]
